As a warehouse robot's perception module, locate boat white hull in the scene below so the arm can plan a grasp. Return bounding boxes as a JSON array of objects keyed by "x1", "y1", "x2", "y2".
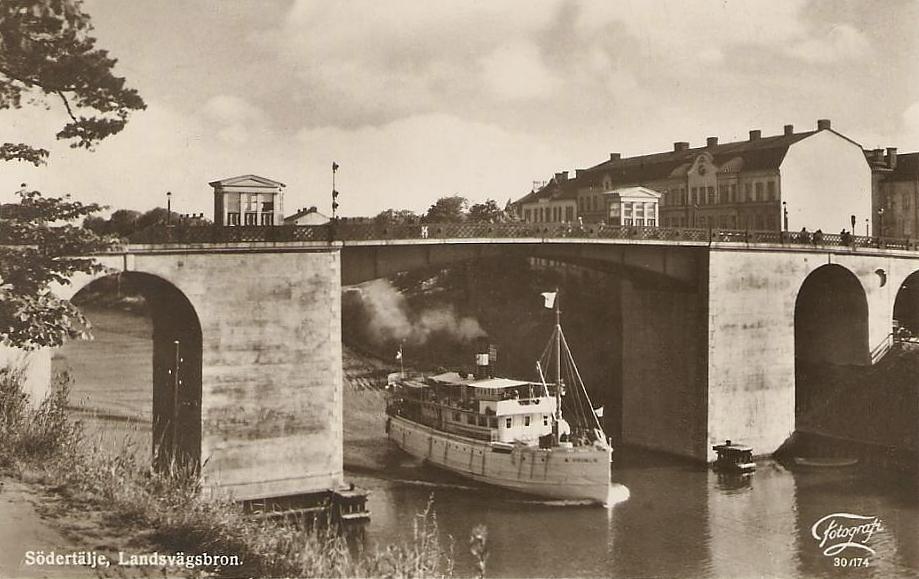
[{"x1": 387, "y1": 415, "x2": 611, "y2": 505}]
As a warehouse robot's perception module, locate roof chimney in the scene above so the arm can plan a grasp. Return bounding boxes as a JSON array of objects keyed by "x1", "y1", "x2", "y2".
[
  {"x1": 609, "y1": 152, "x2": 621, "y2": 161},
  {"x1": 575, "y1": 169, "x2": 586, "y2": 179},
  {"x1": 749, "y1": 129, "x2": 761, "y2": 141},
  {"x1": 674, "y1": 141, "x2": 689, "y2": 152},
  {"x1": 817, "y1": 118, "x2": 831, "y2": 131},
  {"x1": 554, "y1": 171, "x2": 569, "y2": 182},
  {"x1": 784, "y1": 124, "x2": 794, "y2": 136},
  {"x1": 887, "y1": 147, "x2": 898, "y2": 170},
  {"x1": 706, "y1": 136, "x2": 718, "y2": 147}
]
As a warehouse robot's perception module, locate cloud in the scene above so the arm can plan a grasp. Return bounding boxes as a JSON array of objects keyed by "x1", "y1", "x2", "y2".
[
  {"x1": 786, "y1": 24, "x2": 872, "y2": 63},
  {"x1": 201, "y1": 95, "x2": 269, "y2": 146},
  {"x1": 480, "y1": 41, "x2": 561, "y2": 101}
]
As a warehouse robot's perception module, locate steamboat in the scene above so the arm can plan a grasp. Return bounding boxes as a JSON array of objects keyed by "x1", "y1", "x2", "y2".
[{"x1": 385, "y1": 292, "x2": 612, "y2": 504}]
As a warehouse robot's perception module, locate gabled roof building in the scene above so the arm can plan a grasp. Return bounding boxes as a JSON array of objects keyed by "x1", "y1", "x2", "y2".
[
  {"x1": 515, "y1": 119, "x2": 873, "y2": 234},
  {"x1": 211, "y1": 174, "x2": 285, "y2": 227}
]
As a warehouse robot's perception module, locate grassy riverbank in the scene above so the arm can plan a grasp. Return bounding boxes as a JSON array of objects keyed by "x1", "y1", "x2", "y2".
[{"x1": 1, "y1": 365, "x2": 454, "y2": 578}]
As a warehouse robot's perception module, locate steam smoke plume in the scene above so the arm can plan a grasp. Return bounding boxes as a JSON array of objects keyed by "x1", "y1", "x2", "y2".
[{"x1": 350, "y1": 279, "x2": 485, "y2": 346}]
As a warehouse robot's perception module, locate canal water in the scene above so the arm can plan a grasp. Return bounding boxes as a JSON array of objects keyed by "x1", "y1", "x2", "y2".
[
  {"x1": 55, "y1": 306, "x2": 918, "y2": 579},
  {"x1": 348, "y1": 445, "x2": 917, "y2": 578}
]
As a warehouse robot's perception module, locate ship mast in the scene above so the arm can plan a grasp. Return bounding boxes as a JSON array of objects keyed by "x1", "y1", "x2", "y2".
[{"x1": 554, "y1": 288, "x2": 561, "y2": 425}]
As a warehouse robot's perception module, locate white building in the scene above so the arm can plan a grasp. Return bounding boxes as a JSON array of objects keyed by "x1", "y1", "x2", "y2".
[
  {"x1": 603, "y1": 186, "x2": 661, "y2": 227},
  {"x1": 211, "y1": 175, "x2": 285, "y2": 227}
]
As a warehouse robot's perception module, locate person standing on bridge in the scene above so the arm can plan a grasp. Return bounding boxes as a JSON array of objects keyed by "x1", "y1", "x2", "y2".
[{"x1": 799, "y1": 226, "x2": 810, "y2": 244}]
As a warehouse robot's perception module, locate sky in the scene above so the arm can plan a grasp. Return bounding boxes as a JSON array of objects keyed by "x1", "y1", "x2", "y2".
[{"x1": 2, "y1": 0, "x2": 918, "y2": 218}]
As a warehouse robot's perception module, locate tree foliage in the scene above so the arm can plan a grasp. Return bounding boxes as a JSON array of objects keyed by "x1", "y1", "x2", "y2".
[
  {"x1": 0, "y1": 189, "x2": 114, "y2": 349},
  {"x1": 0, "y1": 0, "x2": 146, "y2": 164},
  {"x1": 468, "y1": 199, "x2": 507, "y2": 223},
  {"x1": 0, "y1": 0, "x2": 144, "y2": 349},
  {"x1": 374, "y1": 208, "x2": 418, "y2": 226},
  {"x1": 423, "y1": 195, "x2": 468, "y2": 223}
]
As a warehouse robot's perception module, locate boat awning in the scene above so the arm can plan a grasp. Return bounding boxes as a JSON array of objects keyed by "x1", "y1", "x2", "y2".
[{"x1": 429, "y1": 372, "x2": 532, "y2": 389}]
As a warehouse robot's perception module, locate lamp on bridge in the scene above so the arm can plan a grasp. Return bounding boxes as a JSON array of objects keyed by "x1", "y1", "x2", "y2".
[
  {"x1": 851, "y1": 214, "x2": 856, "y2": 233},
  {"x1": 782, "y1": 201, "x2": 788, "y2": 231},
  {"x1": 166, "y1": 191, "x2": 172, "y2": 226},
  {"x1": 878, "y1": 207, "x2": 885, "y2": 238}
]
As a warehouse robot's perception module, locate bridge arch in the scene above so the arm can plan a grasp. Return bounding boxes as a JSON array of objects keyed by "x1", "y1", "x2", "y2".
[
  {"x1": 794, "y1": 264, "x2": 869, "y2": 418},
  {"x1": 794, "y1": 264, "x2": 869, "y2": 366},
  {"x1": 70, "y1": 271, "x2": 202, "y2": 471},
  {"x1": 893, "y1": 270, "x2": 919, "y2": 337}
]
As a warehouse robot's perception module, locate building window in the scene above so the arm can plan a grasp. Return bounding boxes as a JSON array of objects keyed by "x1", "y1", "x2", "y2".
[
  {"x1": 261, "y1": 213, "x2": 274, "y2": 226},
  {"x1": 691, "y1": 187, "x2": 698, "y2": 205},
  {"x1": 525, "y1": 416, "x2": 531, "y2": 426},
  {"x1": 755, "y1": 182, "x2": 764, "y2": 201},
  {"x1": 766, "y1": 181, "x2": 775, "y2": 200},
  {"x1": 565, "y1": 207, "x2": 574, "y2": 222},
  {"x1": 730, "y1": 184, "x2": 736, "y2": 202},
  {"x1": 745, "y1": 183, "x2": 752, "y2": 202},
  {"x1": 505, "y1": 418, "x2": 512, "y2": 428},
  {"x1": 718, "y1": 184, "x2": 727, "y2": 203},
  {"x1": 755, "y1": 214, "x2": 764, "y2": 230},
  {"x1": 730, "y1": 215, "x2": 736, "y2": 228},
  {"x1": 707, "y1": 186, "x2": 715, "y2": 205},
  {"x1": 227, "y1": 212, "x2": 240, "y2": 226},
  {"x1": 525, "y1": 209, "x2": 531, "y2": 222},
  {"x1": 543, "y1": 415, "x2": 549, "y2": 426},
  {"x1": 244, "y1": 213, "x2": 258, "y2": 225}
]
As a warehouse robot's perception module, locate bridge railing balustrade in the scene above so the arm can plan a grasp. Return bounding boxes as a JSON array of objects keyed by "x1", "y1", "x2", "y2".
[{"x1": 121, "y1": 222, "x2": 919, "y2": 254}]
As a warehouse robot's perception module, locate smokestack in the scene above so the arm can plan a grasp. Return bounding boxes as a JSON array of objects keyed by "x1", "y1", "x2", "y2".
[
  {"x1": 673, "y1": 141, "x2": 689, "y2": 152},
  {"x1": 706, "y1": 136, "x2": 718, "y2": 147},
  {"x1": 784, "y1": 124, "x2": 794, "y2": 136},
  {"x1": 817, "y1": 119, "x2": 831, "y2": 131},
  {"x1": 887, "y1": 147, "x2": 898, "y2": 170},
  {"x1": 609, "y1": 153, "x2": 621, "y2": 161},
  {"x1": 475, "y1": 337, "x2": 490, "y2": 379},
  {"x1": 749, "y1": 129, "x2": 761, "y2": 141}
]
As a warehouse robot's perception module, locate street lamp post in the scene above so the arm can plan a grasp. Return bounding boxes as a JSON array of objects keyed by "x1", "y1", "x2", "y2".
[
  {"x1": 782, "y1": 201, "x2": 788, "y2": 231},
  {"x1": 166, "y1": 191, "x2": 172, "y2": 226},
  {"x1": 850, "y1": 214, "x2": 856, "y2": 234},
  {"x1": 866, "y1": 218, "x2": 869, "y2": 237},
  {"x1": 878, "y1": 207, "x2": 885, "y2": 238}
]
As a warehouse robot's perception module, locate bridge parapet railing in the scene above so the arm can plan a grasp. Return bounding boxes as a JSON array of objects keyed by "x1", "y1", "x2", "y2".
[{"x1": 118, "y1": 221, "x2": 919, "y2": 253}]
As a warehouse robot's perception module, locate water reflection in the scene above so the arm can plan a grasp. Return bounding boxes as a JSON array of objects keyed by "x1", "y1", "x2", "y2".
[{"x1": 351, "y1": 447, "x2": 917, "y2": 578}]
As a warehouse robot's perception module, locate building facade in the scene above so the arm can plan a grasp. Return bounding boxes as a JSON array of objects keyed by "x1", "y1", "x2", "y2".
[
  {"x1": 517, "y1": 172, "x2": 578, "y2": 224},
  {"x1": 604, "y1": 186, "x2": 661, "y2": 226},
  {"x1": 211, "y1": 175, "x2": 285, "y2": 227},
  {"x1": 515, "y1": 119, "x2": 873, "y2": 235},
  {"x1": 870, "y1": 150, "x2": 919, "y2": 238},
  {"x1": 284, "y1": 206, "x2": 330, "y2": 226}
]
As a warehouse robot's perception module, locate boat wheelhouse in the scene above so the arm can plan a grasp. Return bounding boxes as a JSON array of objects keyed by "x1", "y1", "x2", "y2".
[{"x1": 712, "y1": 440, "x2": 756, "y2": 474}]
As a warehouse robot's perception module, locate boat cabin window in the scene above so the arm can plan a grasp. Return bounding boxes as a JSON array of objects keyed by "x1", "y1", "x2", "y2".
[
  {"x1": 505, "y1": 417, "x2": 512, "y2": 428},
  {"x1": 524, "y1": 416, "x2": 531, "y2": 426},
  {"x1": 543, "y1": 415, "x2": 549, "y2": 426}
]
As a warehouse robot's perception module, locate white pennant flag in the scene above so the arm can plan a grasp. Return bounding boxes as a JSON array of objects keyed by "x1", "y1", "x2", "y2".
[
  {"x1": 395, "y1": 346, "x2": 402, "y2": 360},
  {"x1": 541, "y1": 292, "x2": 557, "y2": 309}
]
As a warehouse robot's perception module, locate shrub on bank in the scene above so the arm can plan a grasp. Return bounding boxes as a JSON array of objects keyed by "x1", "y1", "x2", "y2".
[{"x1": 0, "y1": 365, "x2": 458, "y2": 578}]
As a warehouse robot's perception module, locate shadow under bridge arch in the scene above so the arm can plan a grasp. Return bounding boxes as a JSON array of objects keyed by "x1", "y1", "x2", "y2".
[{"x1": 73, "y1": 272, "x2": 202, "y2": 472}]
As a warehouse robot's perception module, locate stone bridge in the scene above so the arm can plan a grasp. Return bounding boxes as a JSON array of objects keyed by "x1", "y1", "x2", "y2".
[{"x1": 9, "y1": 222, "x2": 919, "y2": 500}]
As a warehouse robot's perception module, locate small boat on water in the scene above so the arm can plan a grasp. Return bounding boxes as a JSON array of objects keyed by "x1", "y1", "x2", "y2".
[
  {"x1": 712, "y1": 440, "x2": 756, "y2": 474},
  {"x1": 385, "y1": 291, "x2": 612, "y2": 504},
  {"x1": 793, "y1": 457, "x2": 859, "y2": 468}
]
